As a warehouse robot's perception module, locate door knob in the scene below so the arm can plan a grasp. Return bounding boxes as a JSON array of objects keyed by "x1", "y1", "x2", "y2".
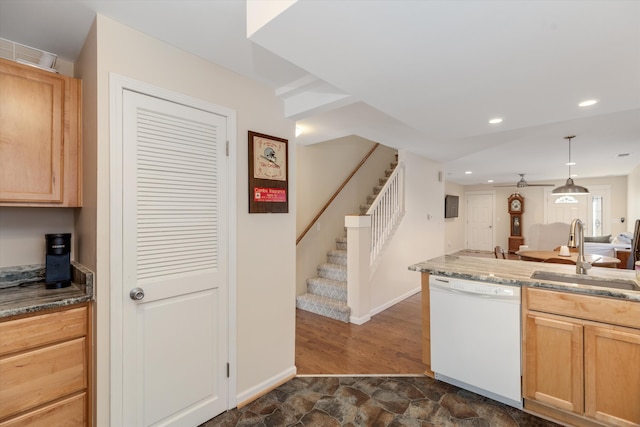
[{"x1": 129, "y1": 287, "x2": 145, "y2": 301}]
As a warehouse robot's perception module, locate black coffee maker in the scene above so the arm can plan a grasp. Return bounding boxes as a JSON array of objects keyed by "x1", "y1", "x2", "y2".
[{"x1": 45, "y1": 233, "x2": 72, "y2": 289}]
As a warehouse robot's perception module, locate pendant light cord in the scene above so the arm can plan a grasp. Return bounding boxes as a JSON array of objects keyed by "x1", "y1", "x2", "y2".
[
  {"x1": 565, "y1": 135, "x2": 575, "y2": 178},
  {"x1": 568, "y1": 136, "x2": 572, "y2": 177}
]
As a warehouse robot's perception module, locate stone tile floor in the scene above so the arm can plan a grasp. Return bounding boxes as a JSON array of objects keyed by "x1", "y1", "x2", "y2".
[{"x1": 200, "y1": 376, "x2": 560, "y2": 426}]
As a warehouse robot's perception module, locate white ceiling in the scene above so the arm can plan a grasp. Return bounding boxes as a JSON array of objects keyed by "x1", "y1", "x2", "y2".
[{"x1": 1, "y1": 0, "x2": 638, "y2": 187}]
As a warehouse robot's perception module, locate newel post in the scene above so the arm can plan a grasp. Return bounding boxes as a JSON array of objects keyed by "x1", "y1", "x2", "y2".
[{"x1": 345, "y1": 215, "x2": 372, "y2": 325}]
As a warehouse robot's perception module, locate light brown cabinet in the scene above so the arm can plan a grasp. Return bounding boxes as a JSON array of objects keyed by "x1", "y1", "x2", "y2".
[
  {"x1": 0, "y1": 57, "x2": 82, "y2": 207},
  {"x1": 420, "y1": 272, "x2": 434, "y2": 377},
  {"x1": 0, "y1": 304, "x2": 91, "y2": 426},
  {"x1": 523, "y1": 287, "x2": 640, "y2": 427}
]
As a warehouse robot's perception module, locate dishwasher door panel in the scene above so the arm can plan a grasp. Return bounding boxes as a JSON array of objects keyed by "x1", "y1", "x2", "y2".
[{"x1": 430, "y1": 285, "x2": 522, "y2": 407}]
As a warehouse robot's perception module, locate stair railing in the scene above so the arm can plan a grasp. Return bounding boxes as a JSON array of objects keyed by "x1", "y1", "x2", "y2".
[
  {"x1": 296, "y1": 143, "x2": 380, "y2": 245},
  {"x1": 366, "y1": 162, "x2": 405, "y2": 266}
]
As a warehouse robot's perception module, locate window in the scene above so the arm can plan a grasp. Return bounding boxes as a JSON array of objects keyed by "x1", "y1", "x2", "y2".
[{"x1": 591, "y1": 195, "x2": 603, "y2": 236}]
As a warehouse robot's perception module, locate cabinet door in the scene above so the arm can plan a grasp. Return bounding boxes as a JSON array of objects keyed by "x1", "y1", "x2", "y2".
[
  {"x1": 524, "y1": 314, "x2": 584, "y2": 413},
  {"x1": 585, "y1": 325, "x2": 640, "y2": 426},
  {"x1": 0, "y1": 61, "x2": 64, "y2": 202}
]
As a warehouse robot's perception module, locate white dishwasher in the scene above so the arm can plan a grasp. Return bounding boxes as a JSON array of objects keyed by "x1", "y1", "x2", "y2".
[{"x1": 429, "y1": 274, "x2": 522, "y2": 409}]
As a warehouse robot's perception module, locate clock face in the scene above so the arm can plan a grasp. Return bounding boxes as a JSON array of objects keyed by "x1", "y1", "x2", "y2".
[{"x1": 510, "y1": 199, "x2": 522, "y2": 212}]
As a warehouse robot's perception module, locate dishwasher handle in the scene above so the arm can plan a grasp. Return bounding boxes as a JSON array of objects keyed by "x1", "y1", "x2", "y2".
[{"x1": 429, "y1": 276, "x2": 520, "y2": 300}]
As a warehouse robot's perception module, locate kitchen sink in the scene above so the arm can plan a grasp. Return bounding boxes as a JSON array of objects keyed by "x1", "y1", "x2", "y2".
[{"x1": 530, "y1": 271, "x2": 639, "y2": 291}]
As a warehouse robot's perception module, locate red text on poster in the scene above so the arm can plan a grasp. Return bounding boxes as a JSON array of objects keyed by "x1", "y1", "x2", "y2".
[{"x1": 254, "y1": 187, "x2": 287, "y2": 203}]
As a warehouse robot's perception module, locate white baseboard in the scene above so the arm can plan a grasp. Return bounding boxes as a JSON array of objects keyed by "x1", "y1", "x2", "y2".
[
  {"x1": 350, "y1": 314, "x2": 371, "y2": 325},
  {"x1": 236, "y1": 366, "x2": 297, "y2": 408},
  {"x1": 370, "y1": 286, "x2": 421, "y2": 317}
]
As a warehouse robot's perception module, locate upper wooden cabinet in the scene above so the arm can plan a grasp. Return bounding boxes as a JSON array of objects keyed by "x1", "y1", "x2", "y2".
[{"x1": 0, "y1": 58, "x2": 82, "y2": 207}]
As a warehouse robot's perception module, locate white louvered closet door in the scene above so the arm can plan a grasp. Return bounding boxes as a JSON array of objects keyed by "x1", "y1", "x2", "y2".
[{"x1": 121, "y1": 90, "x2": 228, "y2": 427}]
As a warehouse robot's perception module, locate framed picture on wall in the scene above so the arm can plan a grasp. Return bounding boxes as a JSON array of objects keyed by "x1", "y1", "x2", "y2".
[{"x1": 248, "y1": 131, "x2": 289, "y2": 213}]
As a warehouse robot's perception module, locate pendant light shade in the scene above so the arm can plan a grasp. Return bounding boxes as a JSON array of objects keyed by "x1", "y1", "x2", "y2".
[{"x1": 552, "y1": 135, "x2": 589, "y2": 195}]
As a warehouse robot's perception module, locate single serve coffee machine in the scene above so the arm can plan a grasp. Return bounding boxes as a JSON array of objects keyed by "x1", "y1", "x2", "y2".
[{"x1": 45, "y1": 233, "x2": 72, "y2": 289}]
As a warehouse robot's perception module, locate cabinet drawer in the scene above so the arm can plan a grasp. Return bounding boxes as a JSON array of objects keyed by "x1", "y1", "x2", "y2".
[
  {"x1": 526, "y1": 287, "x2": 640, "y2": 329},
  {"x1": 0, "y1": 338, "x2": 86, "y2": 419},
  {"x1": 0, "y1": 306, "x2": 87, "y2": 357},
  {"x1": 0, "y1": 393, "x2": 86, "y2": 427}
]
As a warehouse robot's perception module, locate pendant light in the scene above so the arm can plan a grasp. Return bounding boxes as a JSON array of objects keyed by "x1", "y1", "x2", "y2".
[{"x1": 552, "y1": 135, "x2": 589, "y2": 194}]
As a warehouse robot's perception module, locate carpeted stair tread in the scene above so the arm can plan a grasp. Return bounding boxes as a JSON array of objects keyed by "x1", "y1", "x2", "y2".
[
  {"x1": 306, "y1": 277, "x2": 347, "y2": 300},
  {"x1": 296, "y1": 293, "x2": 350, "y2": 322},
  {"x1": 326, "y1": 249, "x2": 347, "y2": 265},
  {"x1": 317, "y1": 263, "x2": 347, "y2": 281}
]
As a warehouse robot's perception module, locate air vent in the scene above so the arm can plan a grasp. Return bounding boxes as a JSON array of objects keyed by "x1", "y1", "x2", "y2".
[
  {"x1": 0, "y1": 38, "x2": 57, "y2": 69},
  {"x1": 617, "y1": 153, "x2": 630, "y2": 158}
]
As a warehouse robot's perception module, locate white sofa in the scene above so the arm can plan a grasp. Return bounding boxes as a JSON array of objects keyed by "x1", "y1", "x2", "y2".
[
  {"x1": 527, "y1": 222, "x2": 633, "y2": 257},
  {"x1": 526, "y1": 222, "x2": 570, "y2": 251}
]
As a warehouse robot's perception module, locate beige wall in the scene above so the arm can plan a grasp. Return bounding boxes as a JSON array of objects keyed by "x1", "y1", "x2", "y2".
[
  {"x1": 628, "y1": 163, "x2": 640, "y2": 230},
  {"x1": 459, "y1": 175, "x2": 629, "y2": 250},
  {"x1": 0, "y1": 208, "x2": 75, "y2": 266},
  {"x1": 369, "y1": 150, "x2": 445, "y2": 311},
  {"x1": 444, "y1": 181, "x2": 465, "y2": 253},
  {"x1": 296, "y1": 137, "x2": 396, "y2": 295},
  {"x1": 296, "y1": 136, "x2": 394, "y2": 232},
  {"x1": 76, "y1": 15, "x2": 295, "y2": 425}
]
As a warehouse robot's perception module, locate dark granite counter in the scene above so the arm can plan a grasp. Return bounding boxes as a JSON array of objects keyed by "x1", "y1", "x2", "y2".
[
  {"x1": 0, "y1": 261, "x2": 94, "y2": 318},
  {"x1": 409, "y1": 255, "x2": 640, "y2": 302}
]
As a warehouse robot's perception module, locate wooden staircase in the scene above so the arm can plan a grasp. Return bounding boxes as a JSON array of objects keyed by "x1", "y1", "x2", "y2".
[{"x1": 295, "y1": 159, "x2": 398, "y2": 322}]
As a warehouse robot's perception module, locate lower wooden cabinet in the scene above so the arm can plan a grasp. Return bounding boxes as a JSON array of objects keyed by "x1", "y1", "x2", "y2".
[
  {"x1": 420, "y1": 272, "x2": 434, "y2": 377},
  {"x1": 584, "y1": 325, "x2": 640, "y2": 426},
  {"x1": 524, "y1": 313, "x2": 584, "y2": 414},
  {"x1": 523, "y1": 288, "x2": 640, "y2": 427},
  {"x1": 0, "y1": 394, "x2": 86, "y2": 427},
  {"x1": 0, "y1": 304, "x2": 91, "y2": 426}
]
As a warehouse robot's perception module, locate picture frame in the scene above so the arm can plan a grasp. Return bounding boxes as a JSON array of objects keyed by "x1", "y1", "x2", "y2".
[{"x1": 248, "y1": 131, "x2": 289, "y2": 213}]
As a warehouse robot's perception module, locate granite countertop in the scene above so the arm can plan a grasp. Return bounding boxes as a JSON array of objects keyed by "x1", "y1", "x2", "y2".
[
  {"x1": 0, "y1": 261, "x2": 94, "y2": 318},
  {"x1": 409, "y1": 255, "x2": 640, "y2": 302}
]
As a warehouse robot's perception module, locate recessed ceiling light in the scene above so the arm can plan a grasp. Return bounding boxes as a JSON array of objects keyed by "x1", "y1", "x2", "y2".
[
  {"x1": 578, "y1": 99, "x2": 598, "y2": 107},
  {"x1": 489, "y1": 118, "x2": 503, "y2": 124},
  {"x1": 465, "y1": 171, "x2": 472, "y2": 175},
  {"x1": 565, "y1": 162, "x2": 576, "y2": 166},
  {"x1": 487, "y1": 179, "x2": 494, "y2": 183}
]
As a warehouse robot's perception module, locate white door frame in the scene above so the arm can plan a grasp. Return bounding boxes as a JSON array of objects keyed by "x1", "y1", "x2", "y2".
[
  {"x1": 465, "y1": 191, "x2": 496, "y2": 251},
  {"x1": 109, "y1": 73, "x2": 237, "y2": 423}
]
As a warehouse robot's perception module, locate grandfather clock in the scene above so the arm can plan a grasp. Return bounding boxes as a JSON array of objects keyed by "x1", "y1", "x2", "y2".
[{"x1": 507, "y1": 193, "x2": 525, "y2": 253}]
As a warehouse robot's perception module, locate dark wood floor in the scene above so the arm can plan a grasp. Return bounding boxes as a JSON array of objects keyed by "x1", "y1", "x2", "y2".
[
  {"x1": 295, "y1": 292, "x2": 424, "y2": 375},
  {"x1": 295, "y1": 250, "x2": 508, "y2": 375}
]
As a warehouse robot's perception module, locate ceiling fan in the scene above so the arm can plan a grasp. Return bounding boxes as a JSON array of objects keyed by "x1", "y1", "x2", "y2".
[{"x1": 495, "y1": 174, "x2": 555, "y2": 188}]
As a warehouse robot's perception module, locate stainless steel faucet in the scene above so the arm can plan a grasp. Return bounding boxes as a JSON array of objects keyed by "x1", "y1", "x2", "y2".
[{"x1": 568, "y1": 218, "x2": 592, "y2": 274}]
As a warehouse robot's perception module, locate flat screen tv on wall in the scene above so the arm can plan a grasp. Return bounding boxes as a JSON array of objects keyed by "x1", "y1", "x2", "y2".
[{"x1": 445, "y1": 195, "x2": 459, "y2": 218}]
